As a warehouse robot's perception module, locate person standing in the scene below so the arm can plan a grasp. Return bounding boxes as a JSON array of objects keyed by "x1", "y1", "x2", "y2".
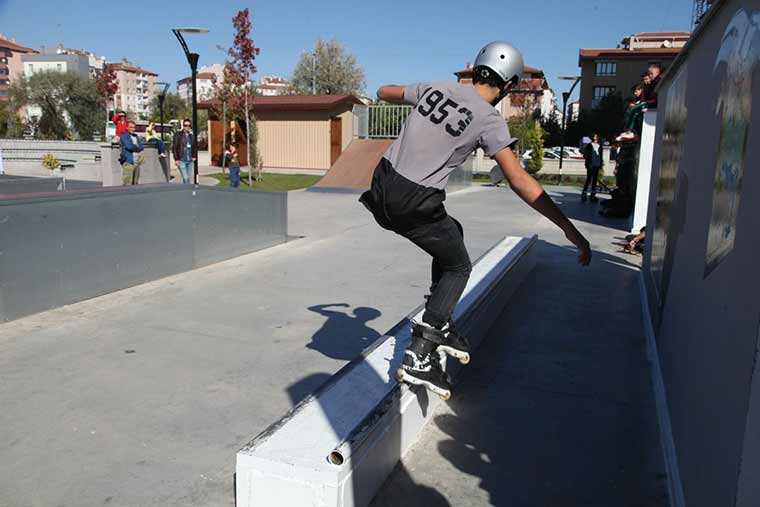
[
  {"x1": 119, "y1": 120, "x2": 144, "y2": 185},
  {"x1": 225, "y1": 144, "x2": 241, "y2": 188},
  {"x1": 581, "y1": 133, "x2": 603, "y2": 202},
  {"x1": 172, "y1": 119, "x2": 197, "y2": 184}
]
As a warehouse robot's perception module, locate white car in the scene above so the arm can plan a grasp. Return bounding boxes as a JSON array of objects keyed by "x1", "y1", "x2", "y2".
[
  {"x1": 521, "y1": 149, "x2": 562, "y2": 161},
  {"x1": 550, "y1": 146, "x2": 584, "y2": 159}
]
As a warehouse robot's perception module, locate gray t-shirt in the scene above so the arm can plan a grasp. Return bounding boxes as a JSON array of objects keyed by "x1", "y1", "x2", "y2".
[{"x1": 384, "y1": 81, "x2": 517, "y2": 189}]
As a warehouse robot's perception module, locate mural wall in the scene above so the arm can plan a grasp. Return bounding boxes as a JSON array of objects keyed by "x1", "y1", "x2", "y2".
[{"x1": 705, "y1": 9, "x2": 760, "y2": 275}]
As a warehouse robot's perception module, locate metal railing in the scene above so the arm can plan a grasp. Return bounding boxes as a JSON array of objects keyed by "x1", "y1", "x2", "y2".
[{"x1": 353, "y1": 105, "x2": 413, "y2": 139}]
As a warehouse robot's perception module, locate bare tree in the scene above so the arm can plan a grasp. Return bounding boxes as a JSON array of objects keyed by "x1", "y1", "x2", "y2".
[{"x1": 291, "y1": 38, "x2": 365, "y2": 95}]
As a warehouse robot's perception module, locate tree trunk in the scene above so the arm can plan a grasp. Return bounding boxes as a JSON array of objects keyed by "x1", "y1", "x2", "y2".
[{"x1": 222, "y1": 101, "x2": 227, "y2": 175}]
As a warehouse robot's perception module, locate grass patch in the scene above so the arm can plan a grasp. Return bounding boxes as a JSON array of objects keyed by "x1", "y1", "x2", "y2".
[{"x1": 209, "y1": 172, "x2": 322, "y2": 191}]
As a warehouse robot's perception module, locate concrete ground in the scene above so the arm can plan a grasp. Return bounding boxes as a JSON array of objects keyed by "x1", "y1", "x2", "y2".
[
  {"x1": 0, "y1": 185, "x2": 538, "y2": 506},
  {"x1": 371, "y1": 188, "x2": 667, "y2": 506},
  {"x1": 0, "y1": 184, "x2": 665, "y2": 506}
]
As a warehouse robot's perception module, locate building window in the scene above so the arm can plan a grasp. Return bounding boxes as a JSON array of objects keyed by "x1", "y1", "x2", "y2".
[
  {"x1": 0, "y1": 89, "x2": 8, "y2": 97},
  {"x1": 0, "y1": 68, "x2": 8, "y2": 75},
  {"x1": 28, "y1": 64, "x2": 34, "y2": 73},
  {"x1": 592, "y1": 86, "x2": 615, "y2": 108},
  {"x1": 0, "y1": 57, "x2": 7, "y2": 65},
  {"x1": 56, "y1": 63, "x2": 62, "y2": 71},
  {"x1": 595, "y1": 61, "x2": 616, "y2": 76}
]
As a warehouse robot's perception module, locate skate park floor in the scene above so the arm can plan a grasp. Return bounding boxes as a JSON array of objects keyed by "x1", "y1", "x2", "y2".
[{"x1": 0, "y1": 184, "x2": 666, "y2": 506}]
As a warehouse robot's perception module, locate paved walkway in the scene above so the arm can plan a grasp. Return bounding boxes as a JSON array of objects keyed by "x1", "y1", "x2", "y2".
[
  {"x1": 0, "y1": 184, "x2": 665, "y2": 506},
  {"x1": 372, "y1": 188, "x2": 666, "y2": 506}
]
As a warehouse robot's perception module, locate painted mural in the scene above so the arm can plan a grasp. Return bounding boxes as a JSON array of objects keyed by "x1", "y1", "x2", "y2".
[
  {"x1": 651, "y1": 65, "x2": 689, "y2": 304},
  {"x1": 705, "y1": 9, "x2": 760, "y2": 276}
]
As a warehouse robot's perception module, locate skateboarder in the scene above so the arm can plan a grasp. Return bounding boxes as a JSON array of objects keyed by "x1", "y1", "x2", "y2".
[{"x1": 360, "y1": 41, "x2": 592, "y2": 399}]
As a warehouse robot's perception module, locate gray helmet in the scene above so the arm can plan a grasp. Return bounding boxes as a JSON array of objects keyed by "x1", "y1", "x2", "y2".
[{"x1": 473, "y1": 41, "x2": 524, "y2": 86}]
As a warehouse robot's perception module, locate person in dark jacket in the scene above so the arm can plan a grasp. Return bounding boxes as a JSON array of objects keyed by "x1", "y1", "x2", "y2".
[
  {"x1": 581, "y1": 133, "x2": 603, "y2": 202},
  {"x1": 172, "y1": 119, "x2": 197, "y2": 184},
  {"x1": 119, "y1": 120, "x2": 144, "y2": 185}
]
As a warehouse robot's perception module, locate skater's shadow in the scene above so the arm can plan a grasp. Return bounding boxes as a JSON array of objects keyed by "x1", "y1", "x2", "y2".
[
  {"x1": 286, "y1": 304, "x2": 383, "y2": 405},
  {"x1": 306, "y1": 303, "x2": 382, "y2": 360}
]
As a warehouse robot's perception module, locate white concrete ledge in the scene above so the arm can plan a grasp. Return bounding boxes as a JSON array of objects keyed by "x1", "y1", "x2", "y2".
[{"x1": 236, "y1": 235, "x2": 538, "y2": 507}]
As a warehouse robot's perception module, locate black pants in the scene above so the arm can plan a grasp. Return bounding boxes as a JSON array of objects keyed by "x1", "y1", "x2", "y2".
[
  {"x1": 401, "y1": 216, "x2": 471, "y2": 329},
  {"x1": 360, "y1": 158, "x2": 471, "y2": 329},
  {"x1": 583, "y1": 166, "x2": 600, "y2": 195}
]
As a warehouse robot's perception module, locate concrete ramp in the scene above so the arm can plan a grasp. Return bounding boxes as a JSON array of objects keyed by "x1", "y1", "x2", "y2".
[
  {"x1": 314, "y1": 140, "x2": 392, "y2": 190},
  {"x1": 236, "y1": 235, "x2": 537, "y2": 507}
]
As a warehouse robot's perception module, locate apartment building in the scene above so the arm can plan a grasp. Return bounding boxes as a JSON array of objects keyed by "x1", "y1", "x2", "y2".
[
  {"x1": 0, "y1": 35, "x2": 36, "y2": 101},
  {"x1": 578, "y1": 31, "x2": 690, "y2": 110},
  {"x1": 109, "y1": 61, "x2": 159, "y2": 117}
]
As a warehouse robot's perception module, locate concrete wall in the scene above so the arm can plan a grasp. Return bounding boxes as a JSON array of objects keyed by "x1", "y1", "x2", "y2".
[
  {"x1": 641, "y1": 2, "x2": 760, "y2": 506},
  {"x1": 0, "y1": 174, "x2": 100, "y2": 194},
  {"x1": 0, "y1": 140, "x2": 168, "y2": 185},
  {"x1": 0, "y1": 185, "x2": 287, "y2": 322}
]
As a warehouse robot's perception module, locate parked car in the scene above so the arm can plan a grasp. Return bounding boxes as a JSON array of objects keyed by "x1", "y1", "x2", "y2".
[
  {"x1": 521, "y1": 149, "x2": 562, "y2": 161},
  {"x1": 549, "y1": 146, "x2": 584, "y2": 159}
]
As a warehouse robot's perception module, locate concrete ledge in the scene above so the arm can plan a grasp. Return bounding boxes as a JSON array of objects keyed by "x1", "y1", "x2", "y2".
[
  {"x1": 235, "y1": 235, "x2": 537, "y2": 507},
  {"x1": 0, "y1": 185, "x2": 287, "y2": 321}
]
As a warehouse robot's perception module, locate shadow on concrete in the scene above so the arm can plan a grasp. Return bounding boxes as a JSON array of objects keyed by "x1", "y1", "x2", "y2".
[
  {"x1": 372, "y1": 240, "x2": 667, "y2": 506},
  {"x1": 306, "y1": 303, "x2": 382, "y2": 360},
  {"x1": 548, "y1": 187, "x2": 631, "y2": 232}
]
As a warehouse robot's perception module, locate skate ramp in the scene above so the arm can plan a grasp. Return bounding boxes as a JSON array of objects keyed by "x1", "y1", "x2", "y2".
[
  {"x1": 313, "y1": 139, "x2": 393, "y2": 190},
  {"x1": 236, "y1": 235, "x2": 537, "y2": 507}
]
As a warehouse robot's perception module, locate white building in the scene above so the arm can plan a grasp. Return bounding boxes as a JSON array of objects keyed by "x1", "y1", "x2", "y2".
[
  {"x1": 109, "y1": 60, "x2": 159, "y2": 117},
  {"x1": 177, "y1": 64, "x2": 224, "y2": 102},
  {"x1": 255, "y1": 75, "x2": 289, "y2": 96}
]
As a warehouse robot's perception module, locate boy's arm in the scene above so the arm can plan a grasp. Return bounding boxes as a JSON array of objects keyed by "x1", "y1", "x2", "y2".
[
  {"x1": 376, "y1": 85, "x2": 406, "y2": 104},
  {"x1": 493, "y1": 147, "x2": 592, "y2": 266}
]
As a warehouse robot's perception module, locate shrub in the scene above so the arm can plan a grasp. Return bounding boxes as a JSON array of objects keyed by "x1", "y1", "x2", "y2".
[{"x1": 42, "y1": 153, "x2": 61, "y2": 171}]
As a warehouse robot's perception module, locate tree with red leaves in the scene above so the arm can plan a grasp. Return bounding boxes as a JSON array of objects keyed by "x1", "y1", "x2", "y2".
[
  {"x1": 95, "y1": 65, "x2": 119, "y2": 139},
  {"x1": 227, "y1": 8, "x2": 261, "y2": 182}
]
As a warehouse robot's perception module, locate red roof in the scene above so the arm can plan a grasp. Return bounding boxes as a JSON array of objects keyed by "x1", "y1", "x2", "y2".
[
  {"x1": 200, "y1": 94, "x2": 363, "y2": 112},
  {"x1": 196, "y1": 72, "x2": 217, "y2": 79},
  {"x1": 631, "y1": 31, "x2": 691, "y2": 38},
  {"x1": 0, "y1": 39, "x2": 36, "y2": 53},
  {"x1": 107, "y1": 63, "x2": 158, "y2": 76},
  {"x1": 579, "y1": 47, "x2": 682, "y2": 63}
]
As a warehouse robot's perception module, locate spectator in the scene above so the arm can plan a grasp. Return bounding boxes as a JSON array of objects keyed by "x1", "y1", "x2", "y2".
[
  {"x1": 112, "y1": 111, "x2": 128, "y2": 139},
  {"x1": 172, "y1": 118, "x2": 197, "y2": 184},
  {"x1": 643, "y1": 63, "x2": 662, "y2": 109},
  {"x1": 225, "y1": 144, "x2": 241, "y2": 188},
  {"x1": 145, "y1": 122, "x2": 167, "y2": 158},
  {"x1": 119, "y1": 120, "x2": 144, "y2": 185},
  {"x1": 581, "y1": 133, "x2": 603, "y2": 203},
  {"x1": 617, "y1": 84, "x2": 646, "y2": 141}
]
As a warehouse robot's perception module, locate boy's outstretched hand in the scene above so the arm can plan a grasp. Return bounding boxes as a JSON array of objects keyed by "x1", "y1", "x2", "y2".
[{"x1": 566, "y1": 228, "x2": 592, "y2": 266}]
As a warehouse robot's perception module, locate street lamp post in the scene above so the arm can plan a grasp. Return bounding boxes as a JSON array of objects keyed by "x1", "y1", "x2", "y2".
[
  {"x1": 173, "y1": 27, "x2": 208, "y2": 185},
  {"x1": 558, "y1": 76, "x2": 582, "y2": 183},
  {"x1": 155, "y1": 82, "x2": 170, "y2": 141}
]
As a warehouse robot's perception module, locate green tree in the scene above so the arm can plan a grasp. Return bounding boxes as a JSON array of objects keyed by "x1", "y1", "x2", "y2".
[
  {"x1": 148, "y1": 93, "x2": 190, "y2": 123},
  {"x1": 12, "y1": 70, "x2": 103, "y2": 140},
  {"x1": 540, "y1": 110, "x2": 562, "y2": 148},
  {"x1": 291, "y1": 38, "x2": 365, "y2": 95}
]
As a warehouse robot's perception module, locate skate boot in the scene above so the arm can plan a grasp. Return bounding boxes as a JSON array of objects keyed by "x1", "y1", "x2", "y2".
[
  {"x1": 438, "y1": 321, "x2": 471, "y2": 365},
  {"x1": 395, "y1": 324, "x2": 452, "y2": 400}
]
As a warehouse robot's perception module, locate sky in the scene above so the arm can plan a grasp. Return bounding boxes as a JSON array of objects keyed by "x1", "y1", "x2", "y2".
[{"x1": 0, "y1": 0, "x2": 694, "y2": 102}]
